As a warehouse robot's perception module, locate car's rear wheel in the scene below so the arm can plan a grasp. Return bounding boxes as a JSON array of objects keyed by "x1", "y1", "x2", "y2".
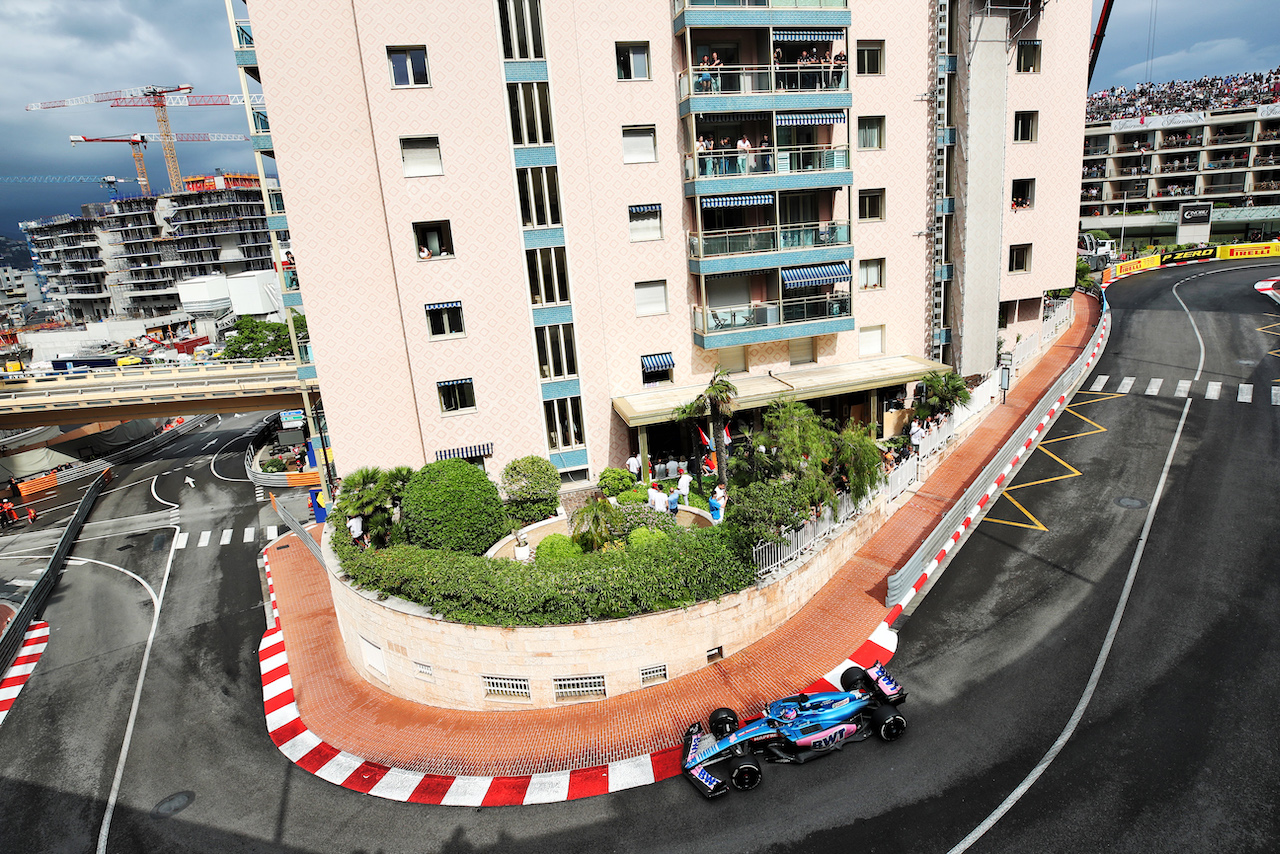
[
  {"x1": 728, "y1": 755, "x2": 762, "y2": 791},
  {"x1": 840, "y1": 667, "x2": 871, "y2": 694},
  {"x1": 709, "y1": 707, "x2": 740, "y2": 738},
  {"x1": 870, "y1": 704, "x2": 907, "y2": 742}
]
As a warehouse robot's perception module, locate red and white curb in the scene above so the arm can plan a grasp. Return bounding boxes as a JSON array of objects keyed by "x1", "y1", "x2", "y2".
[
  {"x1": 258, "y1": 312, "x2": 1105, "y2": 807},
  {"x1": 0, "y1": 621, "x2": 50, "y2": 728}
]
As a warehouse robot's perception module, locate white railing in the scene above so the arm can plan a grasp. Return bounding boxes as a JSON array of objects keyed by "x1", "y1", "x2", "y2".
[
  {"x1": 687, "y1": 220, "x2": 851, "y2": 258},
  {"x1": 1042, "y1": 298, "x2": 1075, "y2": 343},
  {"x1": 691, "y1": 291, "x2": 851, "y2": 333},
  {"x1": 686, "y1": 143, "x2": 850, "y2": 179},
  {"x1": 1012, "y1": 332, "x2": 1040, "y2": 367},
  {"x1": 678, "y1": 63, "x2": 849, "y2": 99},
  {"x1": 886, "y1": 453, "x2": 918, "y2": 501},
  {"x1": 952, "y1": 373, "x2": 999, "y2": 429},
  {"x1": 917, "y1": 418, "x2": 955, "y2": 459}
]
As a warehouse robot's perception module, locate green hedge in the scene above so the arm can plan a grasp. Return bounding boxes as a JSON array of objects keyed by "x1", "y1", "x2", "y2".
[
  {"x1": 332, "y1": 522, "x2": 754, "y2": 626},
  {"x1": 400, "y1": 459, "x2": 509, "y2": 555}
]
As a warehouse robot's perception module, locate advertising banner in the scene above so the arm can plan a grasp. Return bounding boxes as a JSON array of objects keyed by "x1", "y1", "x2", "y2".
[
  {"x1": 1159, "y1": 246, "x2": 1217, "y2": 264},
  {"x1": 1178, "y1": 203, "x2": 1213, "y2": 225},
  {"x1": 1217, "y1": 242, "x2": 1280, "y2": 260},
  {"x1": 1108, "y1": 255, "x2": 1161, "y2": 280}
]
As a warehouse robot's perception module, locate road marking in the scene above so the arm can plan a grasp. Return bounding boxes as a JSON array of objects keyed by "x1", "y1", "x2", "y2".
[
  {"x1": 1089, "y1": 375, "x2": 1109, "y2": 392},
  {"x1": 1144, "y1": 378, "x2": 1163, "y2": 396},
  {"x1": 175, "y1": 532, "x2": 189, "y2": 549},
  {"x1": 266, "y1": 525, "x2": 278, "y2": 540},
  {"x1": 1238, "y1": 384, "x2": 1253, "y2": 403},
  {"x1": 1205, "y1": 381, "x2": 1222, "y2": 400},
  {"x1": 243, "y1": 527, "x2": 255, "y2": 543},
  {"x1": 1117, "y1": 376, "x2": 1135, "y2": 393},
  {"x1": 197, "y1": 531, "x2": 211, "y2": 548},
  {"x1": 219, "y1": 529, "x2": 233, "y2": 545},
  {"x1": 1273, "y1": 386, "x2": 1280, "y2": 406},
  {"x1": 1174, "y1": 379, "x2": 1191, "y2": 398}
]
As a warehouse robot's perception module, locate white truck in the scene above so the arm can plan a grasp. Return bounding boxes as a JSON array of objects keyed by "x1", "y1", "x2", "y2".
[{"x1": 1078, "y1": 233, "x2": 1117, "y2": 270}]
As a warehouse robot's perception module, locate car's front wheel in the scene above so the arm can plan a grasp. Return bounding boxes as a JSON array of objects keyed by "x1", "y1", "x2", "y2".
[
  {"x1": 728, "y1": 755, "x2": 762, "y2": 791},
  {"x1": 709, "y1": 707, "x2": 740, "y2": 738},
  {"x1": 870, "y1": 704, "x2": 907, "y2": 742},
  {"x1": 840, "y1": 667, "x2": 871, "y2": 694}
]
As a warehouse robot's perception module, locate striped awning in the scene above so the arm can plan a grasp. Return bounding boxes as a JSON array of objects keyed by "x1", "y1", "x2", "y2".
[
  {"x1": 641, "y1": 352, "x2": 675, "y2": 372},
  {"x1": 776, "y1": 112, "x2": 847, "y2": 126},
  {"x1": 696, "y1": 112, "x2": 768, "y2": 124},
  {"x1": 424, "y1": 300, "x2": 461, "y2": 310},
  {"x1": 629, "y1": 203, "x2": 661, "y2": 214},
  {"x1": 781, "y1": 262, "x2": 852, "y2": 290},
  {"x1": 436, "y1": 377, "x2": 472, "y2": 387},
  {"x1": 773, "y1": 29, "x2": 845, "y2": 42},
  {"x1": 701, "y1": 193, "x2": 773, "y2": 209},
  {"x1": 435, "y1": 442, "x2": 493, "y2": 461}
]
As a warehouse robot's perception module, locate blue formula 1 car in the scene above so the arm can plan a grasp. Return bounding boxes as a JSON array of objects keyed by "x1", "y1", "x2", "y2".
[{"x1": 681, "y1": 661, "x2": 907, "y2": 798}]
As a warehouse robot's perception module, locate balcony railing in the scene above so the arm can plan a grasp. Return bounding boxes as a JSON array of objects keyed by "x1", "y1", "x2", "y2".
[
  {"x1": 692, "y1": 292, "x2": 851, "y2": 335},
  {"x1": 688, "y1": 220, "x2": 851, "y2": 258},
  {"x1": 1205, "y1": 157, "x2": 1247, "y2": 169},
  {"x1": 1159, "y1": 136, "x2": 1202, "y2": 149},
  {"x1": 679, "y1": 63, "x2": 848, "y2": 99},
  {"x1": 674, "y1": 0, "x2": 847, "y2": 11},
  {"x1": 234, "y1": 20, "x2": 254, "y2": 49},
  {"x1": 1209, "y1": 132, "x2": 1251, "y2": 145},
  {"x1": 688, "y1": 143, "x2": 849, "y2": 179},
  {"x1": 1159, "y1": 161, "x2": 1198, "y2": 173},
  {"x1": 1254, "y1": 155, "x2": 1280, "y2": 166},
  {"x1": 1203, "y1": 184, "x2": 1245, "y2": 195},
  {"x1": 1083, "y1": 144, "x2": 1110, "y2": 156}
]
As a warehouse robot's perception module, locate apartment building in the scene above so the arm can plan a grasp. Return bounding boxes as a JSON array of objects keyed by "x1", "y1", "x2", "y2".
[
  {"x1": 238, "y1": 0, "x2": 1089, "y2": 480},
  {"x1": 1080, "y1": 103, "x2": 1280, "y2": 247}
]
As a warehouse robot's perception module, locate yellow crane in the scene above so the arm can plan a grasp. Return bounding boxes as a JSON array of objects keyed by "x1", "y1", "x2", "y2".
[{"x1": 69, "y1": 132, "x2": 250, "y2": 196}]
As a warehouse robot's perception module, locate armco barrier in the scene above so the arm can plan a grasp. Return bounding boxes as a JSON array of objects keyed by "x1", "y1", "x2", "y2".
[
  {"x1": 0, "y1": 468, "x2": 110, "y2": 673},
  {"x1": 886, "y1": 300, "x2": 1109, "y2": 605}
]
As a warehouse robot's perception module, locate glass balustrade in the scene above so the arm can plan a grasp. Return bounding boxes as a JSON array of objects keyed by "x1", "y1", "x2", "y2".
[{"x1": 688, "y1": 220, "x2": 850, "y2": 258}]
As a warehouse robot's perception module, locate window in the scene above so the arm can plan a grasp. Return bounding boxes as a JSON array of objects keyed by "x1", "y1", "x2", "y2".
[
  {"x1": 856, "y1": 41, "x2": 884, "y2": 75},
  {"x1": 628, "y1": 204, "x2": 663, "y2": 241},
  {"x1": 858, "y1": 258, "x2": 885, "y2": 290},
  {"x1": 497, "y1": 0, "x2": 544, "y2": 60},
  {"x1": 617, "y1": 42, "x2": 650, "y2": 80},
  {"x1": 425, "y1": 301, "x2": 465, "y2": 339},
  {"x1": 387, "y1": 47, "x2": 430, "y2": 87},
  {"x1": 640, "y1": 352, "x2": 674, "y2": 386},
  {"x1": 507, "y1": 82, "x2": 553, "y2": 146},
  {"x1": 859, "y1": 325, "x2": 885, "y2": 356},
  {"x1": 1009, "y1": 243, "x2": 1032, "y2": 273},
  {"x1": 788, "y1": 337, "x2": 814, "y2": 366},
  {"x1": 1014, "y1": 111, "x2": 1039, "y2": 142},
  {"x1": 857, "y1": 116, "x2": 885, "y2": 150},
  {"x1": 858, "y1": 189, "x2": 885, "y2": 221},
  {"x1": 438, "y1": 378, "x2": 476, "y2": 413},
  {"x1": 544, "y1": 396, "x2": 586, "y2": 450},
  {"x1": 717, "y1": 345, "x2": 746, "y2": 373},
  {"x1": 622, "y1": 126, "x2": 658, "y2": 163},
  {"x1": 1016, "y1": 41, "x2": 1041, "y2": 73},
  {"x1": 413, "y1": 220, "x2": 453, "y2": 258},
  {"x1": 634, "y1": 279, "x2": 667, "y2": 316},
  {"x1": 1012, "y1": 178, "x2": 1035, "y2": 209},
  {"x1": 516, "y1": 166, "x2": 561, "y2": 227},
  {"x1": 401, "y1": 136, "x2": 443, "y2": 177},
  {"x1": 535, "y1": 323, "x2": 578, "y2": 380},
  {"x1": 527, "y1": 246, "x2": 570, "y2": 304},
  {"x1": 560, "y1": 468, "x2": 589, "y2": 484}
]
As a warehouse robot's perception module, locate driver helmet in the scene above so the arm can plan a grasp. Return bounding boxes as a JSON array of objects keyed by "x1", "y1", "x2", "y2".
[{"x1": 776, "y1": 705, "x2": 798, "y2": 722}]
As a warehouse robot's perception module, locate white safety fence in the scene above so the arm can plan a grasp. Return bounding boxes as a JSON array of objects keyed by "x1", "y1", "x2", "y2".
[
  {"x1": 1042, "y1": 298, "x2": 1075, "y2": 342},
  {"x1": 952, "y1": 373, "x2": 1000, "y2": 430},
  {"x1": 917, "y1": 417, "x2": 955, "y2": 459},
  {"x1": 1012, "y1": 332, "x2": 1040, "y2": 367}
]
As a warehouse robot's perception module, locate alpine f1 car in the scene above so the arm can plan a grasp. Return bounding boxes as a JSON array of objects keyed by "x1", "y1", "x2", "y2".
[{"x1": 681, "y1": 661, "x2": 907, "y2": 798}]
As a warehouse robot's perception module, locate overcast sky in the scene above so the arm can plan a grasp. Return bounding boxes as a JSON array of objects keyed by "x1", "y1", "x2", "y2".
[{"x1": 1, "y1": 0, "x2": 1278, "y2": 242}]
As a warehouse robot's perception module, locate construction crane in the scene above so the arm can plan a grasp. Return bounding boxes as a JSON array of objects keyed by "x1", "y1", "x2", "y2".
[
  {"x1": 0, "y1": 176, "x2": 137, "y2": 199},
  {"x1": 1088, "y1": 0, "x2": 1117, "y2": 88},
  {"x1": 69, "y1": 133, "x2": 251, "y2": 197},
  {"x1": 27, "y1": 85, "x2": 194, "y2": 193}
]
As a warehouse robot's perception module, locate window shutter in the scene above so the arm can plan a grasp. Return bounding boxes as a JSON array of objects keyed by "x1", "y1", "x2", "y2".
[
  {"x1": 634, "y1": 280, "x2": 667, "y2": 315},
  {"x1": 717, "y1": 346, "x2": 746, "y2": 373},
  {"x1": 402, "y1": 138, "x2": 443, "y2": 177},
  {"x1": 622, "y1": 127, "x2": 657, "y2": 163},
  {"x1": 788, "y1": 337, "x2": 814, "y2": 365}
]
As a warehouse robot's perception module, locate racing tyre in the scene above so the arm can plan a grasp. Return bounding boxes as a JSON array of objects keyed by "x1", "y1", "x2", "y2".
[
  {"x1": 840, "y1": 667, "x2": 872, "y2": 694},
  {"x1": 728, "y1": 755, "x2": 762, "y2": 791},
  {"x1": 709, "y1": 707, "x2": 740, "y2": 738},
  {"x1": 870, "y1": 704, "x2": 907, "y2": 742}
]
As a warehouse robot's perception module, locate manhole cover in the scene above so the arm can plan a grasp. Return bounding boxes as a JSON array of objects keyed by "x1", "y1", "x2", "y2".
[
  {"x1": 1115, "y1": 496, "x2": 1148, "y2": 509},
  {"x1": 150, "y1": 790, "x2": 195, "y2": 820}
]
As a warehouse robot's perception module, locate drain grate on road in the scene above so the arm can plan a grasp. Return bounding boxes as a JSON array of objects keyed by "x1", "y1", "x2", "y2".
[
  {"x1": 150, "y1": 790, "x2": 195, "y2": 820},
  {"x1": 1115, "y1": 496, "x2": 1148, "y2": 509}
]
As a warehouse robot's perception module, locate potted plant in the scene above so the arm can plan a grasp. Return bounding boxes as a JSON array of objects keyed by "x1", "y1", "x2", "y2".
[{"x1": 511, "y1": 522, "x2": 531, "y2": 562}]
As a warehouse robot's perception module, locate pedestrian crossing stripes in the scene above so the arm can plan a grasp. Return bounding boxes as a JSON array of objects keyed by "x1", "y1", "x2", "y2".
[
  {"x1": 1086, "y1": 376, "x2": 1277, "y2": 403},
  {"x1": 255, "y1": 486, "x2": 267, "y2": 503},
  {"x1": 176, "y1": 527, "x2": 272, "y2": 549}
]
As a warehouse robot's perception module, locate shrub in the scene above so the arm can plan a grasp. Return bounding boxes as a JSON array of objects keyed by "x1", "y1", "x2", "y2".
[
  {"x1": 609, "y1": 503, "x2": 677, "y2": 540},
  {"x1": 628, "y1": 526, "x2": 669, "y2": 550},
  {"x1": 260, "y1": 457, "x2": 286, "y2": 473},
  {"x1": 400, "y1": 459, "x2": 509, "y2": 555},
  {"x1": 500, "y1": 456, "x2": 561, "y2": 526},
  {"x1": 596, "y1": 467, "x2": 635, "y2": 498},
  {"x1": 616, "y1": 486, "x2": 648, "y2": 506},
  {"x1": 534, "y1": 533, "x2": 582, "y2": 568}
]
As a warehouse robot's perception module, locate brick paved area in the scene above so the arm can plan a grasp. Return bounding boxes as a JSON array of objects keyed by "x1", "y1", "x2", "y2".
[{"x1": 264, "y1": 293, "x2": 1100, "y2": 777}]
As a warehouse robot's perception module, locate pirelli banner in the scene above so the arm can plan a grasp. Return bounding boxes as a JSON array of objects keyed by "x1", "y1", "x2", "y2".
[
  {"x1": 1159, "y1": 246, "x2": 1218, "y2": 265},
  {"x1": 1105, "y1": 254, "x2": 1161, "y2": 281},
  {"x1": 1217, "y1": 242, "x2": 1280, "y2": 260}
]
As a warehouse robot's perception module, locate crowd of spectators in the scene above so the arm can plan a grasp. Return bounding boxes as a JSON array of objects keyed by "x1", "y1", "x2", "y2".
[{"x1": 1086, "y1": 66, "x2": 1280, "y2": 122}]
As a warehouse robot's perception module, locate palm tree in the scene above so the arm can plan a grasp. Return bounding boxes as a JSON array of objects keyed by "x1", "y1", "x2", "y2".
[
  {"x1": 917, "y1": 370, "x2": 971, "y2": 416},
  {"x1": 673, "y1": 366, "x2": 738, "y2": 487},
  {"x1": 570, "y1": 495, "x2": 619, "y2": 552}
]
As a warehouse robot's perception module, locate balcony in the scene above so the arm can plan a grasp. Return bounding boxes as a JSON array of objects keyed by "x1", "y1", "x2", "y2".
[
  {"x1": 689, "y1": 220, "x2": 849, "y2": 258},
  {"x1": 1203, "y1": 184, "x2": 1245, "y2": 195},
  {"x1": 673, "y1": 1, "x2": 850, "y2": 33},
  {"x1": 677, "y1": 63, "x2": 850, "y2": 115},
  {"x1": 1159, "y1": 161, "x2": 1198, "y2": 173},
  {"x1": 692, "y1": 291, "x2": 854, "y2": 348},
  {"x1": 685, "y1": 143, "x2": 850, "y2": 195}
]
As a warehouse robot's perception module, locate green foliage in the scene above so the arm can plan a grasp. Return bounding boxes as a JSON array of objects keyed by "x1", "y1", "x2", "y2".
[
  {"x1": 628, "y1": 526, "x2": 670, "y2": 550},
  {"x1": 762, "y1": 398, "x2": 833, "y2": 476},
  {"x1": 1076, "y1": 257, "x2": 1095, "y2": 289},
  {"x1": 220, "y1": 316, "x2": 294, "y2": 360},
  {"x1": 500, "y1": 456, "x2": 561, "y2": 525},
  {"x1": 673, "y1": 367, "x2": 738, "y2": 486},
  {"x1": 917, "y1": 370, "x2": 971, "y2": 415},
  {"x1": 596, "y1": 467, "x2": 635, "y2": 498},
  {"x1": 335, "y1": 466, "x2": 396, "y2": 546},
  {"x1": 400, "y1": 459, "x2": 508, "y2": 555},
  {"x1": 260, "y1": 457, "x2": 286, "y2": 473},
  {"x1": 721, "y1": 479, "x2": 811, "y2": 553},
  {"x1": 615, "y1": 486, "x2": 648, "y2": 506},
  {"x1": 830, "y1": 420, "x2": 886, "y2": 506},
  {"x1": 1086, "y1": 229, "x2": 1111, "y2": 240},
  {"x1": 533, "y1": 533, "x2": 582, "y2": 568},
  {"x1": 570, "y1": 496, "x2": 619, "y2": 551},
  {"x1": 289, "y1": 310, "x2": 308, "y2": 342},
  {"x1": 608, "y1": 503, "x2": 678, "y2": 540}
]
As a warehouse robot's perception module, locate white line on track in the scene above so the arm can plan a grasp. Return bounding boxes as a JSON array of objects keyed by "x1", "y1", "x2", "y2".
[
  {"x1": 1205, "y1": 381, "x2": 1222, "y2": 399},
  {"x1": 197, "y1": 531, "x2": 211, "y2": 548},
  {"x1": 1238, "y1": 384, "x2": 1253, "y2": 403},
  {"x1": 1273, "y1": 386, "x2": 1280, "y2": 406},
  {"x1": 1117, "y1": 376, "x2": 1135, "y2": 393},
  {"x1": 1144, "y1": 378, "x2": 1163, "y2": 395},
  {"x1": 1089, "y1": 374, "x2": 1109, "y2": 392},
  {"x1": 1174, "y1": 379, "x2": 1191, "y2": 398}
]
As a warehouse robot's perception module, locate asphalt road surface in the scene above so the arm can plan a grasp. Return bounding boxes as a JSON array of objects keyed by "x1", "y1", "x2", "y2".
[{"x1": 0, "y1": 260, "x2": 1277, "y2": 853}]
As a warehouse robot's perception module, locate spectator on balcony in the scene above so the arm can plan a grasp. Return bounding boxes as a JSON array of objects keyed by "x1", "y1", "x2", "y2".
[
  {"x1": 696, "y1": 135, "x2": 711, "y2": 176},
  {"x1": 710, "y1": 52, "x2": 723, "y2": 93},
  {"x1": 758, "y1": 134, "x2": 772, "y2": 173},
  {"x1": 798, "y1": 50, "x2": 816, "y2": 90},
  {"x1": 698, "y1": 57, "x2": 712, "y2": 93},
  {"x1": 820, "y1": 49, "x2": 834, "y2": 89},
  {"x1": 737, "y1": 133, "x2": 753, "y2": 174},
  {"x1": 832, "y1": 50, "x2": 847, "y2": 90},
  {"x1": 719, "y1": 136, "x2": 734, "y2": 174}
]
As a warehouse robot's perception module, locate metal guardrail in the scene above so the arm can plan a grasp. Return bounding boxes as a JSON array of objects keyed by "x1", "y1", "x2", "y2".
[
  {"x1": 885, "y1": 306, "x2": 1107, "y2": 605},
  {"x1": 242, "y1": 421, "x2": 300, "y2": 488},
  {"x1": 34, "y1": 414, "x2": 212, "y2": 487},
  {"x1": 273, "y1": 493, "x2": 324, "y2": 567},
  {"x1": 0, "y1": 469, "x2": 110, "y2": 674}
]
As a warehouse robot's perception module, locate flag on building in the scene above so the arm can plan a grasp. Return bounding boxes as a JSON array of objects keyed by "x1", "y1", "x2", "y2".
[
  {"x1": 698, "y1": 425, "x2": 711, "y2": 447},
  {"x1": 723, "y1": 424, "x2": 732, "y2": 446}
]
